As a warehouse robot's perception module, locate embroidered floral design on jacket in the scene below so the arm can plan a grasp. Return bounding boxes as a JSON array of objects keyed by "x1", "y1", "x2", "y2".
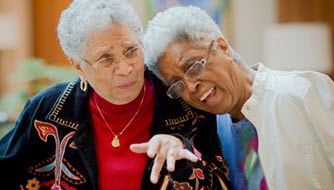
[
  {"x1": 25, "y1": 177, "x2": 40, "y2": 190},
  {"x1": 173, "y1": 181, "x2": 193, "y2": 190},
  {"x1": 28, "y1": 120, "x2": 85, "y2": 188}
]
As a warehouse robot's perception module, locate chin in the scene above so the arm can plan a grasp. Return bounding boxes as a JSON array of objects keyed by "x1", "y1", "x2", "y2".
[
  {"x1": 123, "y1": 93, "x2": 139, "y2": 103},
  {"x1": 199, "y1": 105, "x2": 224, "y2": 115},
  {"x1": 124, "y1": 88, "x2": 143, "y2": 102}
]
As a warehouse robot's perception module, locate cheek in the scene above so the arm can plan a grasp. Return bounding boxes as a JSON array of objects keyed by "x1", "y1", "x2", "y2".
[
  {"x1": 87, "y1": 68, "x2": 116, "y2": 86},
  {"x1": 81, "y1": 67, "x2": 97, "y2": 82},
  {"x1": 87, "y1": 71, "x2": 107, "y2": 89},
  {"x1": 203, "y1": 70, "x2": 225, "y2": 87},
  {"x1": 131, "y1": 57, "x2": 144, "y2": 72},
  {"x1": 134, "y1": 61, "x2": 145, "y2": 73},
  {"x1": 206, "y1": 68, "x2": 231, "y2": 88}
]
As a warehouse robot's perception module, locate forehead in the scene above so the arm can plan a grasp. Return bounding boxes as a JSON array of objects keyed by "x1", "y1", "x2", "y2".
[{"x1": 86, "y1": 22, "x2": 138, "y2": 51}]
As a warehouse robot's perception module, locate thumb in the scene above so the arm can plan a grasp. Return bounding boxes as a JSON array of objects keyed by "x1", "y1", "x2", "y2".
[{"x1": 130, "y1": 142, "x2": 149, "y2": 154}]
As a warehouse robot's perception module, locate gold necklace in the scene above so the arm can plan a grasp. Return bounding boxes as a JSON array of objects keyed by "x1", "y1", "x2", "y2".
[{"x1": 94, "y1": 84, "x2": 146, "y2": 148}]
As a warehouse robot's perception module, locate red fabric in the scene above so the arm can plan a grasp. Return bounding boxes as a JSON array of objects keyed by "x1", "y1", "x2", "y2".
[{"x1": 90, "y1": 79, "x2": 154, "y2": 190}]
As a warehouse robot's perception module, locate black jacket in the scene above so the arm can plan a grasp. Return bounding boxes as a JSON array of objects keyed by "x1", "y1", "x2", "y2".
[{"x1": 0, "y1": 71, "x2": 231, "y2": 189}]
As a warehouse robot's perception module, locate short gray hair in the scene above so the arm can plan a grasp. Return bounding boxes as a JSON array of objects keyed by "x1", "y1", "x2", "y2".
[
  {"x1": 57, "y1": 0, "x2": 143, "y2": 61},
  {"x1": 144, "y1": 6, "x2": 241, "y2": 83}
]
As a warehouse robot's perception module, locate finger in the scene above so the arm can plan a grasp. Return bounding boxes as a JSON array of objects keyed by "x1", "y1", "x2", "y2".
[
  {"x1": 147, "y1": 138, "x2": 160, "y2": 158},
  {"x1": 166, "y1": 151, "x2": 177, "y2": 172},
  {"x1": 178, "y1": 149, "x2": 198, "y2": 162},
  {"x1": 150, "y1": 154, "x2": 166, "y2": 184},
  {"x1": 130, "y1": 143, "x2": 149, "y2": 154}
]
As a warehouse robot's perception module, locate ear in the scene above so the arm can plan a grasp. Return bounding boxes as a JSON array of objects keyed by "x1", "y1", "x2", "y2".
[
  {"x1": 217, "y1": 37, "x2": 232, "y2": 57},
  {"x1": 69, "y1": 58, "x2": 86, "y2": 80},
  {"x1": 217, "y1": 37, "x2": 229, "y2": 51}
]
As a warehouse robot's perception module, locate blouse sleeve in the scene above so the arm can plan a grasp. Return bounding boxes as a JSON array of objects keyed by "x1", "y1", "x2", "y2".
[{"x1": 303, "y1": 74, "x2": 334, "y2": 169}]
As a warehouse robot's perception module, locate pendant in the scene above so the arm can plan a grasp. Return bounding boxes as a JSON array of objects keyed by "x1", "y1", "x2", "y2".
[{"x1": 111, "y1": 136, "x2": 120, "y2": 148}]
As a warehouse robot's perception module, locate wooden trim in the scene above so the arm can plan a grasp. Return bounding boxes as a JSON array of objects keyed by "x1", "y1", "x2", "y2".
[
  {"x1": 278, "y1": 0, "x2": 334, "y2": 77},
  {"x1": 33, "y1": 0, "x2": 72, "y2": 65}
]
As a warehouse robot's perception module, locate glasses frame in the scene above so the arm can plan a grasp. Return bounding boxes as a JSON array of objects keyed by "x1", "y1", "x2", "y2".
[
  {"x1": 82, "y1": 45, "x2": 143, "y2": 68},
  {"x1": 166, "y1": 40, "x2": 216, "y2": 99}
]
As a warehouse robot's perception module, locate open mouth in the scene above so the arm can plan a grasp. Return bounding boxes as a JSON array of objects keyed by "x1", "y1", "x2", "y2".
[{"x1": 200, "y1": 86, "x2": 216, "y2": 103}]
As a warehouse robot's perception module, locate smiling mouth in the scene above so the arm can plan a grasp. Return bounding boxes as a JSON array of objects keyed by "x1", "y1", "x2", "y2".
[{"x1": 200, "y1": 86, "x2": 215, "y2": 102}]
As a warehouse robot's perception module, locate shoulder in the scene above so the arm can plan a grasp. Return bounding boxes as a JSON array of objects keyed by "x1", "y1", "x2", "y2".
[
  {"x1": 25, "y1": 79, "x2": 82, "y2": 113},
  {"x1": 29, "y1": 81, "x2": 72, "y2": 103},
  {"x1": 254, "y1": 64, "x2": 329, "y2": 100}
]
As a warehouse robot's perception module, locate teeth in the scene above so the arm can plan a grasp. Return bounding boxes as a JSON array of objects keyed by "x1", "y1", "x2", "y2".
[{"x1": 200, "y1": 87, "x2": 214, "y2": 102}]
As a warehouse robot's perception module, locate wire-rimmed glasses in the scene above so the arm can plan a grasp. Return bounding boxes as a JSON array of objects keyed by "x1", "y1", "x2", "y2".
[
  {"x1": 82, "y1": 45, "x2": 143, "y2": 68},
  {"x1": 166, "y1": 40, "x2": 215, "y2": 99}
]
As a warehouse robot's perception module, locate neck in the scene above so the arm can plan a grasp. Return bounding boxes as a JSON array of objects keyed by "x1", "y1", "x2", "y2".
[{"x1": 229, "y1": 63, "x2": 256, "y2": 121}]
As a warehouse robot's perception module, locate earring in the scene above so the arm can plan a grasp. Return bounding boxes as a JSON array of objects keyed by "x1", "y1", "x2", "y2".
[{"x1": 80, "y1": 79, "x2": 87, "y2": 91}]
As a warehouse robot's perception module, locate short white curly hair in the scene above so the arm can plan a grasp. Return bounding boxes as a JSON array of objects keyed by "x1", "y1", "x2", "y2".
[
  {"x1": 57, "y1": 0, "x2": 143, "y2": 62},
  {"x1": 144, "y1": 6, "x2": 241, "y2": 84}
]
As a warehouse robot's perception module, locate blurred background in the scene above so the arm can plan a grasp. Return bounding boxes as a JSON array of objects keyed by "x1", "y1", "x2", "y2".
[{"x1": 0, "y1": 0, "x2": 333, "y2": 136}]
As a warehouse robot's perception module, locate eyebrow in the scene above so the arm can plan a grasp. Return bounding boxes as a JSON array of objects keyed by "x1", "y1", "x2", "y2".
[
  {"x1": 179, "y1": 55, "x2": 203, "y2": 71},
  {"x1": 122, "y1": 40, "x2": 138, "y2": 47},
  {"x1": 164, "y1": 55, "x2": 203, "y2": 85},
  {"x1": 92, "y1": 45, "x2": 113, "y2": 56},
  {"x1": 91, "y1": 41, "x2": 139, "y2": 61}
]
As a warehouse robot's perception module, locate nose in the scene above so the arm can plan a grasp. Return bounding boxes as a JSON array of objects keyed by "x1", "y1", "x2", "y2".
[
  {"x1": 114, "y1": 58, "x2": 133, "y2": 76},
  {"x1": 184, "y1": 80, "x2": 200, "y2": 93}
]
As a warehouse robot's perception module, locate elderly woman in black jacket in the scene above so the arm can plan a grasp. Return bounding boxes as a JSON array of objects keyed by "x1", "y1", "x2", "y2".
[{"x1": 0, "y1": 0, "x2": 231, "y2": 189}]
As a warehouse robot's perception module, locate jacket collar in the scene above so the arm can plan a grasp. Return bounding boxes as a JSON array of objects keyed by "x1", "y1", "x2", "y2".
[
  {"x1": 46, "y1": 78, "x2": 91, "y2": 130},
  {"x1": 45, "y1": 78, "x2": 98, "y2": 189}
]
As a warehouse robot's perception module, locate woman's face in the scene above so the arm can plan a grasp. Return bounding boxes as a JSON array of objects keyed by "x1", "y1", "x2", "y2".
[
  {"x1": 74, "y1": 22, "x2": 145, "y2": 105},
  {"x1": 157, "y1": 39, "x2": 243, "y2": 115}
]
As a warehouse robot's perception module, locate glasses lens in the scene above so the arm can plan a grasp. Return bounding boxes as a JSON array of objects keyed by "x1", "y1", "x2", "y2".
[
  {"x1": 124, "y1": 46, "x2": 142, "y2": 63},
  {"x1": 185, "y1": 62, "x2": 205, "y2": 81},
  {"x1": 96, "y1": 57, "x2": 115, "y2": 67},
  {"x1": 167, "y1": 81, "x2": 185, "y2": 99}
]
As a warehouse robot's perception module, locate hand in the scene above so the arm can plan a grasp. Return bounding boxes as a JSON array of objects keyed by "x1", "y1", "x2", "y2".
[{"x1": 130, "y1": 134, "x2": 198, "y2": 184}]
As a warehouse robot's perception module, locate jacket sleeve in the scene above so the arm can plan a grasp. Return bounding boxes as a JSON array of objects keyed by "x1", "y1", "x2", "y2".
[
  {"x1": 167, "y1": 133, "x2": 231, "y2": 189},
  {"x1": 0, "y1": 99, "x2": 34, "y2": 188},
  {"x1": 147, "y1": 72, "x2": 231, "y2": 189}
]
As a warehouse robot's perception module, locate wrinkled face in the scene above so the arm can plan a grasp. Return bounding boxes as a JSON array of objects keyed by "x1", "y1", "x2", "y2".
[
  {"x1": 73, "y1": 22, "x2": 144, "y2": 105},
  {"x1": 157, "y1": 40, "x2": 241, "y2": 114}
]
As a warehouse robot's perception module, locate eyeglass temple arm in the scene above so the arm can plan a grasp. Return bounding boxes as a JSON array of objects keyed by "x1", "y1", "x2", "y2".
[{"x1": 205, "y1": 40, "x2": 216, "y2": 60}]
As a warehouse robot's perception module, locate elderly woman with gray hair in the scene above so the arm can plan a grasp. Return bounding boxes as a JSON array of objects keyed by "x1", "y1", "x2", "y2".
[
  {"x1": 144, "y1": 5, "x2": 334, "y2": 190},
  {"x1": 0, "y1": 0, "x2": 232, "y2": 189}
]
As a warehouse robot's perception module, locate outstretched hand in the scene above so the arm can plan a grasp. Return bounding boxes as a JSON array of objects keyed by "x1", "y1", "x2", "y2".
[{"x1": 130, "y1": 134, "x2": 198, "y2": 184}]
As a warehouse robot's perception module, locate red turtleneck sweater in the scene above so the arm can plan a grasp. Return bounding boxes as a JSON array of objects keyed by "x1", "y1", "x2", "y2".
[{"x1": 89, "y1": 79, "x2": 154, "y2": 190}]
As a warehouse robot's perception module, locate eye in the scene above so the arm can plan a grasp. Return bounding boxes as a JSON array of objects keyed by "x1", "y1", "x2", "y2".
[
  {"x1": 97, "y1": 54, "x2": 110, "y2": 62},
  {"x1": 124, "y1": 46, "x2": 140, "y2": 59},
  {"x1": 96, "y1": 55, "x2": 115, "y2": 67},
  {"x1": 168, "y1": 76, "x2": 182, "y2": 86},
  {"x1": 186, "y1": 63, "x2": 201, "y2": 77},
  {"x1": 181, "y1": 56, "x2": 201, "y2": 71}
]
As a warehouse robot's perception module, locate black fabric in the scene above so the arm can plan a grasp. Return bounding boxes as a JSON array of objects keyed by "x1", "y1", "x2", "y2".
[{"x1": 0, "y1": 70, "x2": 231, "y2": 190}]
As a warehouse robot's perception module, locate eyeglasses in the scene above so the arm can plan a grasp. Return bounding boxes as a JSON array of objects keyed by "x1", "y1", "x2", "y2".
[
  {"x1": 167, "y1": 40, "x2": 216, "y2": 99},
  {"x1": 82, "y1": 45, "x2": 143, "y2": 68}
]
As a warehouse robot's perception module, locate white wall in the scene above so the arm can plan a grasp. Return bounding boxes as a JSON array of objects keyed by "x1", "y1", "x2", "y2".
[
  {"x1": 0, "y1": 0, "x2": 32, "y2": 96},
  {"x1": 128, "y1": 0, "x2": 277, "y2": 66},
  {"x1": 230, "y1": 0, "x2": 277, "y2": 65}
]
